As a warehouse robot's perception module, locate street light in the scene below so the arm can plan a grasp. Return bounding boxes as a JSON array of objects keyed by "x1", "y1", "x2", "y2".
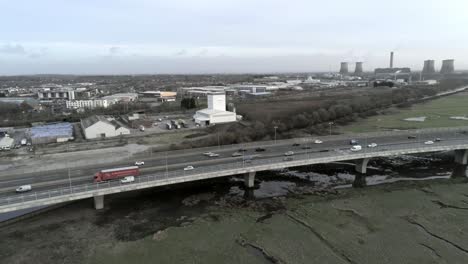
[
  {"x1": 274, "y1": 126, "x2": 278, "y2": 144},
  {"x1": 328, "y1": 122, "x2": 334, "y2": 136}
]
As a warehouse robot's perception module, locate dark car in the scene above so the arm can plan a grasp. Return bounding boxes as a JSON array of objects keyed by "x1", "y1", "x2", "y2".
[
  {"x1": 238, "y1": 148, "x2": 248, "y2": 152},
  {"x1": 292, "y1": 143, "x2": 300, "y2": 147},
  {"x1": 255, "y1": 147, "x2": 266, "y2": 152},
  {"x1": 283, "y1": 157, "x2": 293, "y2": 161},
  {"x1": 408, "y1": 135, "x2": 416, "y2": 139},
  {"x1": 435, "y1": 138, "x2": 442, "y2": 142},
  {"x1": 302, "y1": 146, "x2": 311, "y2": 150},
  {"x1": 319, "y1": 149, "x2": 329, "y2": 153}
]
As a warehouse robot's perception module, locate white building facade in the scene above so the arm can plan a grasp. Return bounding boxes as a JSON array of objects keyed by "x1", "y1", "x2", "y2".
[
  {"x1": 66, "y1": 99, "x2": 117, "y2": 109},
  {"x1": 193, "y1": 93, "x2": 237, "y2": 125}
]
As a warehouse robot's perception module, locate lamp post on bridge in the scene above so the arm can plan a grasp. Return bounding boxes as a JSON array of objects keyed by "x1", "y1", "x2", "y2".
[
  {"x1": 274, "y1": 126, "x2": 278, "y2": 144},
  {"x1": 328, "y1": 122, "x2": 334, "y2": 136}
]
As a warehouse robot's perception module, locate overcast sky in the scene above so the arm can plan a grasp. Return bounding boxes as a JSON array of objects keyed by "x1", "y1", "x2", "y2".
[{"x1": 1, "y1": 0, "x2": 467, "y2": 75}]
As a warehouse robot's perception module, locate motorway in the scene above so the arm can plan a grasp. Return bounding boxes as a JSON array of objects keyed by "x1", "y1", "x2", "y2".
[{"x1": 1, "y1": 127, "x2": 467, "y2": 198}]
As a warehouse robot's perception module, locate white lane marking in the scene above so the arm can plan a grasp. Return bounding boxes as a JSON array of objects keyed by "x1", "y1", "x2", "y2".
[{"x1": 0, "y1": 177, "x2": 34, "y2": 184}]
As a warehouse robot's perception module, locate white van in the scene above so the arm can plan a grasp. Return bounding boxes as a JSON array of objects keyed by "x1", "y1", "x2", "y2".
[
  {"x1": 16, "y1": 185, "x2": 32, "y2": 193},
  {"x1": 120, "y1": 176, "x2": 135, "y2": 183},
  {"x1": 350, "y1": 145, "x2": 362, "y2": 152}
]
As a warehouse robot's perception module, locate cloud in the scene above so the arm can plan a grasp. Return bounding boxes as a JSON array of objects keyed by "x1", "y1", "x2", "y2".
[
  {"x1": 109, "y1": 46, "x2": 120, "y2": 55},
  {"x1": 0, "y1": 44, "x2": 26, "y2": 54},
  {"x1": 28, "y1": 47, "x2": 48, "y2": 59},
  {"x1": 174, "y1": 49, "x2": 187, "y2": 56}
]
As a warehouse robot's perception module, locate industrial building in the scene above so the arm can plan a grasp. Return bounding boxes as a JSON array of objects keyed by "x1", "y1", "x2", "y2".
[
  {"x1": 30, "y1": 123, "x2": 74, "y2": 144},
  {"x1": 422, "y1": 60, "x2": 436, "y2": 74},
  {"x1": 193, "y1": 93, "x2": 238, "y2": 125},
  {"x1": 81, "y1": 115, "x2": 130, "y2": 139},
  {"x1": 440, "y1": 59, "x2": 455, "y2": 74},
  {"x1": 102, "y1": 93, "x2": 138, "y2": 102},
  {"x1": 37, "y1": 88, "x2": 76, "y2": 101},
  {"x1": 140, "y1": 91, "x2": 177, "y2": 102},
  {"x1": 65, "y1": 99, "x2": 117, "y2": 109}
]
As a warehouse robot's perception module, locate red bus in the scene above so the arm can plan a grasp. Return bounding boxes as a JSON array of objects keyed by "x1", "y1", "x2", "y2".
[{"x1": 94, "y1": 166, "x2": 140, "y2": 183}]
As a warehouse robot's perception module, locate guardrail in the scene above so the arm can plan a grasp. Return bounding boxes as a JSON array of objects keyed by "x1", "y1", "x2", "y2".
[{"x1": 1, "y1": 138, "x2": 468, "y2": 213}]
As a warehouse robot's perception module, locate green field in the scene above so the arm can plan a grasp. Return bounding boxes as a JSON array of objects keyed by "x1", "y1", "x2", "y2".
[{"x1": 341, "y1": 92, "x2": 468, "y2": 133}]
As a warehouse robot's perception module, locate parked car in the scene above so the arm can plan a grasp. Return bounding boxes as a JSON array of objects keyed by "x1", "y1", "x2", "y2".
[
  {"x1": 184, "y1": 166, "x2": 194, "y2": 171},
  {"x1": 367, "y1": 143, "x2": 378, "y2": 148},
  {"x1": 284, "y1": 151, "x2": 295, "y2": 156},
  {"x1": 424, "y1": 141, "x2": 434, "y2": 145},
  {"x1": 120, "y1": 176, "x2": 135, "y2": 183},
  {"x1": 350, "y1": 145, "x2": 362, "y2": 151},
  {"x1": 255, "y1": 147, "x2": 266, "y2": 152},
  {"x1": 350, "y1": 139, "x2": 359, "y2": 145},
  {"x1": 314, "y1": 140, "x2": 323, "y2": 144},
  {"x1": 16, "y1": 185, "x2": 32, "y2": 193},
  {"x1": 232, "y1": 152, "x2": 243, "y2": 157},
  {"x1": 292, "y1": 143, "x2": 300, "y2": 147}
]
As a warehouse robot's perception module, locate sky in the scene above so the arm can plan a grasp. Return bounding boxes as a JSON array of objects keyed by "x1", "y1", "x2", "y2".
[{"x1": 1, "y1": 0, "x2": 467, "y2": 75}]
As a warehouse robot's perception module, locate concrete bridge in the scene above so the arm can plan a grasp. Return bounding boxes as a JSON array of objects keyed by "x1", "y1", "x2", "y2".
[{"x1": 1, "y1": 127, "x2": 468, "y2": 213}]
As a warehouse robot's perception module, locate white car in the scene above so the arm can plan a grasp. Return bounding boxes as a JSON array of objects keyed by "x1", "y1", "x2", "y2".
[
  {"x1": 16, "y1": 185, "x2": 32, "y2": 193},
  {"x1": 367, "y1": 143, "x2": 378, "y2": 148},
  {"x1": 120, "y1": 176, "x2": 135, "y2": 183},
  {"x1": 208, "y1": 153, "x2": 220, "y2": 157},
  {"x1": 203, "y1": 152, "x2": 214, "y2": 156},
  {"x1": 135, "y1": 161, "x2": 145, "y2": 166},
  {"x1": 314, "y1": 140, "x2": 323, "y2": 144},
  {"x1": 284, "y1": 151, "x2": 295, "y2": 156},
  {"x1": 232, "y1": 152, "x2": 243, "y2": 157},
  {"x1": 424, "y1": 141, "x2": 434, "y2": 145},
  {"x1": 350, "y1": 145, "x2": 362, "y2": 151},
  {"x1": 184, "y1": 166, "x2": 194, "y2": 171}
]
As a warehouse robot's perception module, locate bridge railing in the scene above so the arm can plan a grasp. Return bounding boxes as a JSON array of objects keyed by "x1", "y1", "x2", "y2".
[{"x1": 2, "y1": 138, "x2": 468, "y2": 209}]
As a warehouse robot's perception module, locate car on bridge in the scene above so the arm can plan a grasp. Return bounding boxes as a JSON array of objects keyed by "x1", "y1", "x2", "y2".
[
  {"x1": 350, "y1": 139, "x2": 359, "y2": 145},
  {"x1": 367, "y1": 143, "x2": 378, "y2": 148},
  {"x1": 15, "y1": 185, "x2": 32, "y2": 193},
  {"x1": 255, "y1": 147, "x2": 266, "y2": 152},
  {"x1": 184, "y1": 166, "x2": 194, "y2": 171},
  {"x1": 232, "y1": 152, "x2": 243, "y2": 157},
  {"x1": 314, "y1": 140, "x2": 323, "y2": 144},
  {"x1": 135, "y1": 161, "x2": 145, "y2": 166},
  {"x1": 120, "y1": 176, "x2": 135, "y2": 183},
  {"x1": 424, "y1": 141, "x2": 434, "y2": 145},
  {"x1": 408, "y1": 135, "x2": 416, "y2": 139},
  {"x1": 284, "y1": 151, "x2": 295, "y2": 156},
  {"x1": 435, "y1": 138, "x2": 442, "y2": 142},
  {"x1": 292, "y1": 143, "x2": 300, "y2": 147},
  {"x1": 350, "y1": 145, "x2": 362, "y2": 152}
]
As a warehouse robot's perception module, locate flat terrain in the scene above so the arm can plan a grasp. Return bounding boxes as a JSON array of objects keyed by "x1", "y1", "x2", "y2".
[{"x1": 342, "y1": 92, "x2": 468, "y2": 133}]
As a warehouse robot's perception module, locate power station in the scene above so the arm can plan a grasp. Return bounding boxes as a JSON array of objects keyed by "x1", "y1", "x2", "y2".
[
  {"x1": 339, "y1": 62, "x2": 349, "y2": 74},
  {"x1": 354, "y1": 62, "x2": 363, "y2": 75},
  {"x1": 440, "y1": 59, "x2": 455, "y2": 74},
  {"x1": 422, "y1": 60, "x2": 436, "y2": 74}
]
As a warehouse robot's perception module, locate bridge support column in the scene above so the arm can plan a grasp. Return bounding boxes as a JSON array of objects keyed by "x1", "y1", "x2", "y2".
[
  {"x1": 454, "y1": 149, "x2": 468, "y2": 165},
  {"x1": 355, "y1": 158, "x2": 370, "y2": 174},
  {"x1": 353, "y1": 158, "x2": 370, "y2": 188},
  {"x1": 244, "y1": 171, "x2": 256, "y2": 188},
  {"x1": 451, "y1": 164, "x2": 467, "y2": 178},
  {"x1": 94, "y1": 195, "x2": 104, "y2": 210}
]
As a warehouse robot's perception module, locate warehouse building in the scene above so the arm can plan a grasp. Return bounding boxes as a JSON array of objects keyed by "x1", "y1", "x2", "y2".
[
  {"x1": 30, "y1": 123, "x2": 74, "y2": 144},
  {"x1": 193, "y1": 93, "x2": 237, "y2": 125},
  {"x1": 81, "y1": 115, "x2": 130, "y2": 139},
  {"x1": 102, "y1": 93, "x2": 138, "y2": 102},
  {"x1": 140, "y1": 91, "x2": 177, "y2": 102}
]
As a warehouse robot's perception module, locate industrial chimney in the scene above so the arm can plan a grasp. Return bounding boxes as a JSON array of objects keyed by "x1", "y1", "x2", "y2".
[
  {"x1": 440, "y1": 59, "x2": 455, "y2": 74},
  {"x1": 354, "y1": 62, "x2": 363, "y2": 75},
  {"x1": 422, "y1": 60, "x2": 435, "y2": 74},
  {"x1": 390, "y1": 51, "x2": 394, "y2": 68},
  {"x1": 339, "y1": 62, "x2": 349, "y2": 74}
]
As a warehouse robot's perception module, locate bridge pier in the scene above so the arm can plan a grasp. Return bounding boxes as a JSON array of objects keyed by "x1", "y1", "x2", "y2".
[
  {"x1": 244, "y1": 171, "x2": 256, "y2": 188},
  {"x1": 94, "y1": 195, "x2": 104, "y2": 210},
  {"x1": 355, "y1": 158, "x2": 370, "y2": 174},
  {"x1": 454, "y1": 149, "x2": 468, "y2": 165},
  {"x1": 353, "y1": 158, "x2": 370, "y2": 188},
  {"x1": 451, "y1": 164, "x2": 467, "y2": 178}
]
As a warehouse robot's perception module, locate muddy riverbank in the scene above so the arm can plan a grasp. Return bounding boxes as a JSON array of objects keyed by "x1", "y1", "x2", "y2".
[{"x1": 1, "y1": 154, "x2": 467, "y2": 264}]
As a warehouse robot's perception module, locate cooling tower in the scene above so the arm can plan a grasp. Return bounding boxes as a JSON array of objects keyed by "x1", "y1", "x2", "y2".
[
  {"x1": 422, "y1": 60, "x2": 435, "y2": 74},
  {"x1": 354, "y1": 62, "x2": 363, "y2": 75},
  {"x1": 339, "y1": 62, "x2": 349, "y2": 74},
  {"x1": 390, "y1": 51, "x2": 394, "y2": 68},
  {"x1": 440, "y1": 59, "x2": 455, "y2": 74}
]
